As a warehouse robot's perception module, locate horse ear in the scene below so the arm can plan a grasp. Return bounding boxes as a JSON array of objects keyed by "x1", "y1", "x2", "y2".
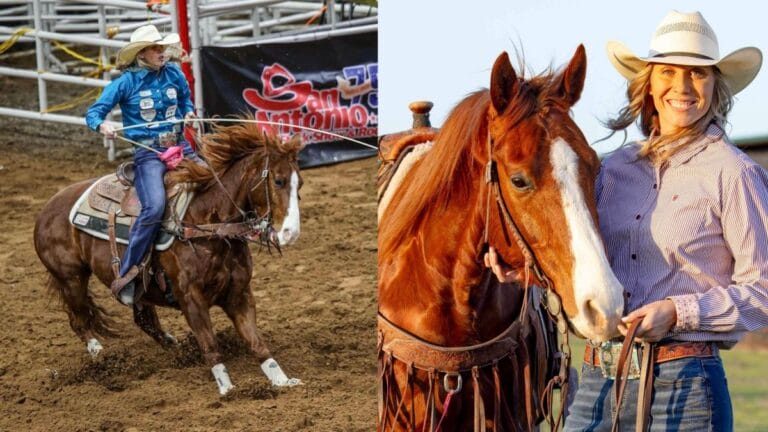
[
  {"x1": 556, "y1": 44, "x2": 587, "y2": 107},
  {"x1": 490, "y1": 51, "x2": 519, "y2": 114},
  {"x1": 288, "y1": 133, "x2": 305, "y2": 152}
]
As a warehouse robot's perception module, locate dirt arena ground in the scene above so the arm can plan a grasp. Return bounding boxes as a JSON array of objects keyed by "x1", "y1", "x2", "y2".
[{"x1": 0, "y1": 62, "x2": 377, "y2": 431}]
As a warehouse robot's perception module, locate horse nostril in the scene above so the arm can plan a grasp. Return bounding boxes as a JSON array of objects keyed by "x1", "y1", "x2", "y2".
[
  {"x1": 581, "y1": 299, "x2": 608, "y2": 331},
  {"x1": 279, "y1": 227, "x2": 297, "y2": 244}
]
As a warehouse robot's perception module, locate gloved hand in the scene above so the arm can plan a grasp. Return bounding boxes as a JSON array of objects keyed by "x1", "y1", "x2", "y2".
[
  {"x1": 184, "y1": 111, "x2": 198, "y2": 125},
  {"x1": 159, "y1": 145, "x2": 184, "y2": 170},
  {"x1": 99, "y1": 123, "x2": 116, "y2": 138}
]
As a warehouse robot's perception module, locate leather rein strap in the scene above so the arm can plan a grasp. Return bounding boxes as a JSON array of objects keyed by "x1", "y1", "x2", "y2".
[{"x1": 611, "y1": 319, "x2": 654, "y2": 432}]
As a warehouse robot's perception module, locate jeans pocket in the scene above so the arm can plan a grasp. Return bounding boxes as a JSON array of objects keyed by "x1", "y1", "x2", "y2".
[{"x1": 652, "y1": 374, "x2": 712, "y2": 432}]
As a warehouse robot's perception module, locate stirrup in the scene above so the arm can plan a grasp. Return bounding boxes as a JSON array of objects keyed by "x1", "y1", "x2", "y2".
[
  {"x1": 111, "y1": 266, "x2": 140, "y2": 304},
  {"x1": 116, "y1": 281, "x2": 135, "y2": 306}
]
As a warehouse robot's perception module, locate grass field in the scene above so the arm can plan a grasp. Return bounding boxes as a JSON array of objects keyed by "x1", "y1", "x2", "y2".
[{"x1": 547, "y1": 338, "x2": 768, "y2": 431}]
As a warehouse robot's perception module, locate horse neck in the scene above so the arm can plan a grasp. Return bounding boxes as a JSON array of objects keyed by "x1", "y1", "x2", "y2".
[
  {"x1": 380, "y1": 159, "x2": 524, "y2": 344},
  {"x1": 184, "y1": 155, "x2": 254, "y2": 224}
]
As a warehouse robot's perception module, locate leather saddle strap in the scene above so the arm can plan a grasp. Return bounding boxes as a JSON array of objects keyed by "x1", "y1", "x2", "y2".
[
  {"x1": 611, "y1": 319, "x2": 642, "y2": 432},
  {"x1": 107, "y1": 210, "x2": 121, "y2": 279}
]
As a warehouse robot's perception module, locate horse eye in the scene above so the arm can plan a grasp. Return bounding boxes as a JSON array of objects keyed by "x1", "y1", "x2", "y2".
[
  {"x1": 509, "y1": 174, "x2": 533, "y2": 191},
  {"x1": 274, "y1": 177, "x2": 286, "y2": 188}
]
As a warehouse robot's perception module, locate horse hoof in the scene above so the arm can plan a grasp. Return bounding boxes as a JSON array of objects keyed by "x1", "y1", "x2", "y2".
[
  {"x1": 87, "y1": 338, "x2": 103, "y2": 359},
  {"x1": 162, "y1": 333, "x2": 178, "y2": 346}
]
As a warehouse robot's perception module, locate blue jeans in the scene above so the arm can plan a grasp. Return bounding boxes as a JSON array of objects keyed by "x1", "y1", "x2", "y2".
[
  {"x1": 119, "y1": 148, "x2": 167, "y2": 277},
  {"x1": 564, "y1": 355, "x2": 732, "y2": 432},
  {"x1": 119, "y1": 141, "x2": 200, "y2": 278}
]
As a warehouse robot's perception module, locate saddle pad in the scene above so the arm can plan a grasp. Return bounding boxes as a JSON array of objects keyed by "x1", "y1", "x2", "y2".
[
  {"x1": 378, "y1": 141, "x2": 432, "y2": 223},
  {"x1": 69, "y1": 174, "x2": 194, "y2": 251}
]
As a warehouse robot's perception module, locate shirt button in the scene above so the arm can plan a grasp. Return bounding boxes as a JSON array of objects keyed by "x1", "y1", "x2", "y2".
[
  {"x1": 635, "y1": 214, "x2": 641, "y2": 220},
  {"x1": 631, "y1": 254, "x2": 637, "y2": 260},
  {"x1": 652, "y1": 184, "x2": 657, "y2": 189}
]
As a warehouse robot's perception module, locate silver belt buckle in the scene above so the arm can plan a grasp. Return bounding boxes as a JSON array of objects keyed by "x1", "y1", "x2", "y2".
[
  {"x1": 158, "y1": 132, "x2": 177, "y2": 147},
  {"x1": 598, "y1": 341, "x2": 641, "y2": 380}
]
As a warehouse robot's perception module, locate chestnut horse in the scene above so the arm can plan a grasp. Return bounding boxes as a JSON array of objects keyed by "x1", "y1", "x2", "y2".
[
  {"x1": 378, "y1": 46, "x2": 625, "y2": 431},
  {"x1": 34, "y1": 123, "x2": 303, "y2": 395}
]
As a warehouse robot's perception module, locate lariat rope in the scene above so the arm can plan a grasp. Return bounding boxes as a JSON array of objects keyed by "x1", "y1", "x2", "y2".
[
  {"x1": 110, "y1": 117, "x2": 373, "y2": 236},
  {"x1": 112, "y1": 118, "x2": 378, "y2": 150}
]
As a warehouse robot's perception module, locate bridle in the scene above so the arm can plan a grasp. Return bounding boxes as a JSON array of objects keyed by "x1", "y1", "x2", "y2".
[
  {"x1": 481, "y1": 130, "x2": 572, "y2": 429},
  {"x1": 174, "y1": 149, "x2": 281, "y2": 250}
]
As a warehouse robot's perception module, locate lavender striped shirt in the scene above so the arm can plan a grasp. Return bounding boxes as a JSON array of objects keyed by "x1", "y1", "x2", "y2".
[{"x1": 597, "y1": 124, "x2": 768, "y2": 347}]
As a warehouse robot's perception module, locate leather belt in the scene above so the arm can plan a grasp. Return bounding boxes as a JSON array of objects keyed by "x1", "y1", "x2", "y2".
[
  {"x1": 139, "y1": 132, "x2": 180, "y2": 149},
  {"x1": 584, "y1": 340, "x2": 716, "y2": 367}
]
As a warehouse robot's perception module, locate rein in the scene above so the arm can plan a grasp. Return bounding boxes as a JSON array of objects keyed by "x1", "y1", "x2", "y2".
[
  {"x1": 176, "y1": 150, "x2": 280, "y2": 249},
  {"x1": 611, "y1": 319, "x2": 654, "y2": 432}
]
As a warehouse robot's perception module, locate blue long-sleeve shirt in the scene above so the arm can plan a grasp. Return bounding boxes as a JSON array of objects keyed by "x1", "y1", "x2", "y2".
[{"x1": 86, "y1": 63, "x2": 194, "y2": 143}]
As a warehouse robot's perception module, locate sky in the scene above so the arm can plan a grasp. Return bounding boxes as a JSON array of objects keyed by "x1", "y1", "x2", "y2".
[{"x1": 379, "y1": 1, "x2": 768, "y2": 155}]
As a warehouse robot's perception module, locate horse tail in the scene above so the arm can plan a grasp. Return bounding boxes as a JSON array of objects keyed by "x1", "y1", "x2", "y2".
[
  {"x1": 45, "y1": 272, "x2": 120, "y2": 339},
  {"x1": 34, "y1": 179, "x2": 120, "y2": 340}
]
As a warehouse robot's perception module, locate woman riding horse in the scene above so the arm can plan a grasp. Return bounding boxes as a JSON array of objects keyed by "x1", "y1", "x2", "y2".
[{"x1": 85, "y1": 24, "x2": 198, "y2": 305}]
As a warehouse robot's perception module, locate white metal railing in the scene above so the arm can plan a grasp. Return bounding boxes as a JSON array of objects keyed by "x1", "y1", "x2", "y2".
[{"x1": 0, "y1": 0, "x2": 377, "y2": 160}]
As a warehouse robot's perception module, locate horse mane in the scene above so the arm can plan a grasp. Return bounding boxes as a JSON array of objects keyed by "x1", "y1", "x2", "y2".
[
  {"x1": 168, "y1": 121, "x2": 301, "y2": 185},
  {"x1": 379, "y1": 67, "x2": 567, "y2": 258}
]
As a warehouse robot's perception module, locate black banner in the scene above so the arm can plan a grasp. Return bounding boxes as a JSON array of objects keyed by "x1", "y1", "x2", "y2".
[{"x1": 201, "y1": 31, "x2": 378, "y2": 168}]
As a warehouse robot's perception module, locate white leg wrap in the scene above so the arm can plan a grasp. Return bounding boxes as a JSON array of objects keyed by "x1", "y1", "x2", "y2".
[
  {"x1": 87, "y1": 338, "x2": 103, "y2": 359},
  {"x1": 211, "y1": 363, "x2": 234, "y2": 395},
  {"x1": 260, "y1": 357, "x2": 303, "y2": 387}
]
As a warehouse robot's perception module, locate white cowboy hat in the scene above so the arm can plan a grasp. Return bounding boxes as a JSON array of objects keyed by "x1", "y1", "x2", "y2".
[
  {"x1": 606, "y1": 10, "x2": 762, "y2": 94},
  {"x1": 116, "y1": 24, "x2": 180, "y2": 68}
]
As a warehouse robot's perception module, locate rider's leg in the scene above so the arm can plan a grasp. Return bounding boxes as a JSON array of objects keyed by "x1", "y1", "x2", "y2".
[{"x1": 116, "y1": 149, "x2": 167, "y2": 304}]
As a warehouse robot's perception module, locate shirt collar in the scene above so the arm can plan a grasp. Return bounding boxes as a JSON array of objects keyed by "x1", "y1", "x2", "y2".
[
  {"x1": 128, "y1": 65, "x2": 165, "y2": 79},
  {"x1": 661, "y1": 123, "x2": 724, "y2": 168}
]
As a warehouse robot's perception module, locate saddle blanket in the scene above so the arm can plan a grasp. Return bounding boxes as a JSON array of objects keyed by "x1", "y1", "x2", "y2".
[{"x1": 68, "y1": 174, "x2": 193, "y2": 251}]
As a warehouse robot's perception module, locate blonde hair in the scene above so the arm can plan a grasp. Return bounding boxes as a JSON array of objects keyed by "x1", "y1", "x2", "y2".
[
  {"x1": 605, "y1": 64, "x2": 734, "y2": 163},
  {"x1": 117, "y1": 45, "x2": 164, "y2": 71}
]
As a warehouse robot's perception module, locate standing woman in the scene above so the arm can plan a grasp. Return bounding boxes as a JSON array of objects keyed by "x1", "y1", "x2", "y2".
[
  {"x1": 86, "y1": 24, "x2": 197, "y2": 306},
  {"x1": 563, "y1": 10, "x2": 768, "y2": 431}
]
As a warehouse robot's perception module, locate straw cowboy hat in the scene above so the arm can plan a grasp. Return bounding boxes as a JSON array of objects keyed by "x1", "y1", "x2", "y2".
[
  {"x1": 606, "y1": 10, "x2": 762, "y2": 94},
  {"x1": 116, "y1": 24, "x2": 180, "y2": 68}
]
